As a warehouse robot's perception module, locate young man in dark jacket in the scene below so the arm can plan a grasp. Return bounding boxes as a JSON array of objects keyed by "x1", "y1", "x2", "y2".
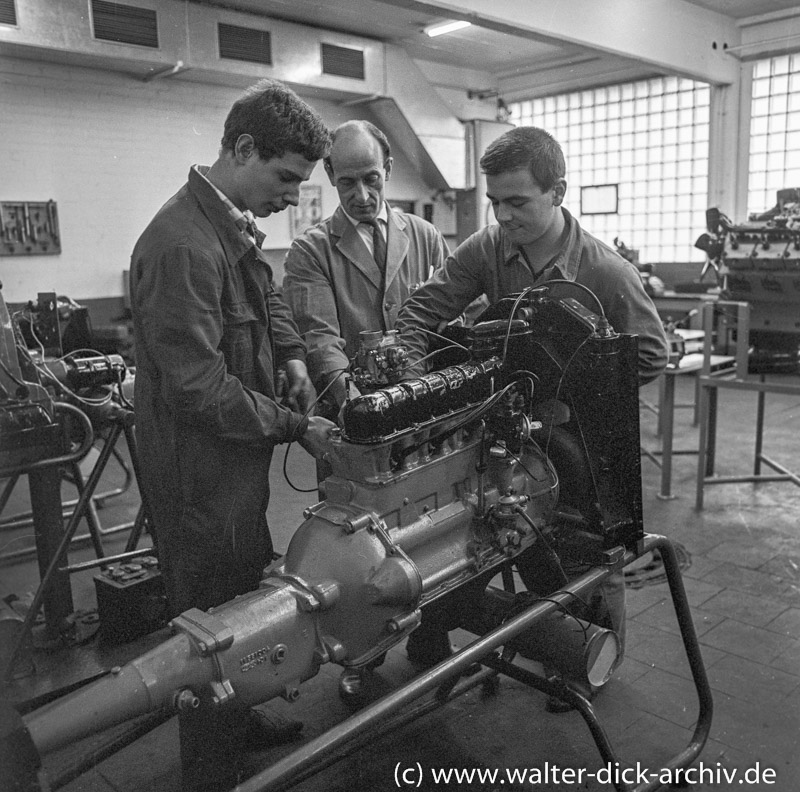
[{"x1": 130, "y1": 79, "x2": 336, "y2": 788}]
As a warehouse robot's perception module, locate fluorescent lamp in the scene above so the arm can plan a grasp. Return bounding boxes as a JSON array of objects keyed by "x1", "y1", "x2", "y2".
[{"x1": 424, "y1": 20, "x2": 471, "y2": 37}]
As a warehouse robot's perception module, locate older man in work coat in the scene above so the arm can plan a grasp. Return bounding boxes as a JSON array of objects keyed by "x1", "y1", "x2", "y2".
[
  {"x1": 283, "y1": 119, "x2": 450, "y2": 702},
  {"x1": 283, "y1": 120, "x2": 449, "y2": 422}
]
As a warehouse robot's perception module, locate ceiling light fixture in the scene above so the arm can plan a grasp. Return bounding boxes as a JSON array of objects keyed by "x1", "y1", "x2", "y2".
[{"x1": 424, "y1": 20, "x2": 471, "y2": 38}]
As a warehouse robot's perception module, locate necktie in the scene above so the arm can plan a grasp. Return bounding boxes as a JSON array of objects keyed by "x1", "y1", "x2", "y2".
[{"x1": 364, "y1": 219, "x2": 387, "y2": 274}]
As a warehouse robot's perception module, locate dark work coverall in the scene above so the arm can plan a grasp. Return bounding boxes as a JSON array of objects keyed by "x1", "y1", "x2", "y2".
[{"x1": 130, "y1": 166, "x2": 309, "y2": 618}]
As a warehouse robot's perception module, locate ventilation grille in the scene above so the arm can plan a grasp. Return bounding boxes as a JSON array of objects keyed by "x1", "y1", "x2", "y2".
[
  {"x1": 321, "y1": 43, "x2": 365, "y2": 80},
  {"x1": 218, "y1": 23, "x2": 272, "y2": 65},
  {"x1": 91, "y1": 0, "x2": 158, "y2": 48},
  {"x1": 0, "y1": 0, "x2": 17, "y2": 26}
]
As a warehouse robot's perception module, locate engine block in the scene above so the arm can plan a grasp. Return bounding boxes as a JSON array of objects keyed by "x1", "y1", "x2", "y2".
[
  {"x1": 12, "y1": 290, "x2": 665, "y2": 791},
  {"x1": 697, "y1": 198, "x2": 800, "y2": 370}
]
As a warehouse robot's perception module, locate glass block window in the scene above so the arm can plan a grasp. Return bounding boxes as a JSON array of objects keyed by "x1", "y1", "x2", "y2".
[
  {"x1": 748, "y1": 53, "x2": 800, "y2": 215},
  {"x1": 509, "y1": 76, "x2": 710, "y2": 264}
]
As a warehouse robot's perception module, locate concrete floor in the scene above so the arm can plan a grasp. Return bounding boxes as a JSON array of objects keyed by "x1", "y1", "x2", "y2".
[{"x1": 2, "y1": 373, "x2": 799, "y2": 791}]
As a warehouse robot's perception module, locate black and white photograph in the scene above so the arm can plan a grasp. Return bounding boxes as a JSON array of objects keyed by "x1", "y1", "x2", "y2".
[{"x1": 1, "y1": 2, "x2": 799, "y2": 791}]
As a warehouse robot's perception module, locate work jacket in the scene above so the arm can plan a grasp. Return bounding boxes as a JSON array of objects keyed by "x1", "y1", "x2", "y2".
[
  {"x1": 129, "y1": 166, "x2": 308, "y2": 613},
  {"x1": 283, "y1": 203, "x2": 448, "y2": 391}
]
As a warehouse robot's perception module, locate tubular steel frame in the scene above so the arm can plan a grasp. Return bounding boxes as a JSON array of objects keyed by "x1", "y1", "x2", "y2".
[
  {"x1": 694, "y1": 301, "x2": 800, "y2": 509},
  {"x1": 30, "y1": 534, "x2": 712, "y2": 792},
  {"x1": 2, "y1": 406, "x2": 154, "y2": 683},
  {"x1": 232, "y1": 533, "x2": 713, "y2": 792}
]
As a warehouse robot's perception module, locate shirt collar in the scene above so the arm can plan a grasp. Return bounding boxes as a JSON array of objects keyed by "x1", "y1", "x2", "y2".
[
  {"x1": 192, "y1": 164, "x2": 259, "y2": 243},
  {"x1": 342, "y1": 202, "x2": 389, "y2": 228},
  {"x1": 500, "y1": 207, "x2": 579, "y2": 281}
]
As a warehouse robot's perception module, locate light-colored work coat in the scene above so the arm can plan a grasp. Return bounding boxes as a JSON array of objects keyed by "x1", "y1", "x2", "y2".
[{"x1": 283, "y1": 203, "x2": 448, "y2": 389}]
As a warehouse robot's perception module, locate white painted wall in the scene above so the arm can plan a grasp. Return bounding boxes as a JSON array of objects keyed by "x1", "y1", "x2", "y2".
[{"x1": 0, "y1": 56, "x2": 445, "y2": 303}]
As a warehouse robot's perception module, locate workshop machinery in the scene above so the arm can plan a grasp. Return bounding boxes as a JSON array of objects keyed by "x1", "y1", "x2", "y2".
[
  {"x1": 691, "y1": 194, "x2": 800, "y2": 507},
  {"x1": 0, "y1": 284, "x2": 151, "y2": 677},
  {"x1": 4, "y1": 287, "x2": 713, "y2": 792},
  {"x1": 695, "y1": 192, "x2": 800, "y2": 372},
  {"x1": 1, "y1": 285, "x2": 96, "y2": 648}
]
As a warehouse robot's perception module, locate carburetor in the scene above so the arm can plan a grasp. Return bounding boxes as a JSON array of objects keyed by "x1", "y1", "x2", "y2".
[{"x1": 349, "y1": 329, "x2": 409, "y2": 392}]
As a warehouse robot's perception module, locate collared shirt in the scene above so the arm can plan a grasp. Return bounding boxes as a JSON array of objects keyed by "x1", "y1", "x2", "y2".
[
  {"x1": 396, "y1": 207, "x2": 669, "y2": 385},
  {"x1": 192, "y1": 164, "x2": 260, "y2": 246},
  {"x1": 493, "y1": 213, "x2": 582, "y2": 287},
  {"x1": 342, "y1": 203, "x2": 388, "y2": 257}
]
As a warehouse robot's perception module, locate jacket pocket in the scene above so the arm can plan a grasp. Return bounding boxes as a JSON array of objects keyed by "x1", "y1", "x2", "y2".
[{"x1": 220, "y1": 300, "x2": 259, "y2": 377}]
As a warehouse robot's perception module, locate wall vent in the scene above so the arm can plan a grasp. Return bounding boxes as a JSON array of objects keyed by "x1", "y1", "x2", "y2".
[
  {"x1": 218, "y1": 23, "x2": 272, "y2": 65},
  {"x1": 91, "y1": 0, "x2": 159, "y2": 48},
  {"x1": 0, "y1": 0, "x2": 17, "y2": 26},
  {"x1": 321, "y1": 43, "x2": 365, "y2": 80}
]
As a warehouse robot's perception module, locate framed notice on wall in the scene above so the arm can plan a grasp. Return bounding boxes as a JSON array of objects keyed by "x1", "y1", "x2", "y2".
[
  {"x1": 580, "y1": 184, "x2": 618, "y2": 215},
  {"x1": 289, "y1": 184, "x2": 323, "y2": 237}
]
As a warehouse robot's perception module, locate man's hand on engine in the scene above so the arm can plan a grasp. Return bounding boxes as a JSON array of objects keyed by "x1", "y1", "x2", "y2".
[
  {"x1": 282, "y1": 359, "x2": 317, "y2": 414},
  {"x1": 319, "y1": 374, "x2": 348, "y2": 422},
  {"x1": 298, "y1": 416, "x2": 337, "y2": 460}
]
